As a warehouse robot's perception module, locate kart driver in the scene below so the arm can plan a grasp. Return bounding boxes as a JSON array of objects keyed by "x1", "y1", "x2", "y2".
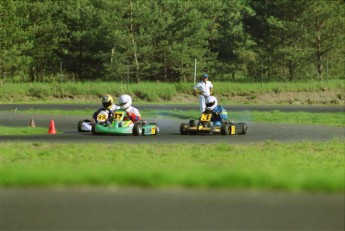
[
  {"x1": 93, "y1": 94, "x2": 119, "y2": 122},
  {"x1": 204, "y1": 95, "x2": 228, "y2": 127},
  {"x1": 193, "y1": 74, "x2": 213, "y2": 114},
  {"x1": 117, "y1": 94, "x2": 141, "y2": 122}
]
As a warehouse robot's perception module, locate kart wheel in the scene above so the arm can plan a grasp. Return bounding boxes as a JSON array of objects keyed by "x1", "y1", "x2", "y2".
[
  {"x1": 133, "y1": 122, "x2": 143, "y2": 136},
  {"x1": 180, "y1": 123, "x2": 189, "y2": 135},
  {"x1": 221, "y1": 123, "x2": 230, "y2": 135},
  {"x1": 91, "y1": 122, "x2": 98, "y2": 135},
  {"x1": 78, "y1": 120, "x2": 83, "y2": 132},
  {"x1": 238, "y1": 122, "x2": 248, "y2": 135}
]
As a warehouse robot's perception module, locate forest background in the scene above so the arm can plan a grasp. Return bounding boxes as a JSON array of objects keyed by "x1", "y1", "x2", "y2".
[{"x1": 0, "y1": 0, "x2": 344, "y2": 84}]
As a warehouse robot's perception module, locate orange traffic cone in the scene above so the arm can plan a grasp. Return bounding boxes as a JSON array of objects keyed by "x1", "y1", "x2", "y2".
[
  {"x1": 29, "y1": 118, "x2": 36, "y2": 127},
  {"x1": 48, "y1": 120, "x2": 56, "y2": 134}
]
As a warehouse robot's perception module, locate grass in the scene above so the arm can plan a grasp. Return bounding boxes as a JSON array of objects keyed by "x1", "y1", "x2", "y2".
[
  {"x1": 0, "y1": 139, "x2": 343, "y2": 192},
  {"x1": 0, "y1": 126, "x2": 48, "y2": 135},
  {"x1": 0, "y1": 79, "x2": 343, "y2": 104}
]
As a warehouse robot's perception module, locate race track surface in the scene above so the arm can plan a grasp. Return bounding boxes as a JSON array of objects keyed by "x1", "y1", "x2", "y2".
[
  {"x1": 0, "y1": 104, "x2": 344, "y2": 230},
  {"x1": 0, "y1": 104, "x2": 344, "y2": 143}
]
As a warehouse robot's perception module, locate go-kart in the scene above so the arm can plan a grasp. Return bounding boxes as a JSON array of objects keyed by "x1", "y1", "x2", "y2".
[
  {"x1": 91, "y1": 109, "x2": 159, "y2": 136},
  {"x1": 180, "y1": 111, "x2": 248, "y2": 135}
]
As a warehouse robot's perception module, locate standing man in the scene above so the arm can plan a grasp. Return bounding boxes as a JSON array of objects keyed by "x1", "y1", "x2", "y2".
[{"x1": 193, "y1": 73, "x2": 213, "y2": 114}]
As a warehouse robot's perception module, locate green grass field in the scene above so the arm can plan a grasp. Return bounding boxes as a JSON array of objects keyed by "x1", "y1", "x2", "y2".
[{"x1": 0, "y1": 139, "x2": 344, "y2": 192}]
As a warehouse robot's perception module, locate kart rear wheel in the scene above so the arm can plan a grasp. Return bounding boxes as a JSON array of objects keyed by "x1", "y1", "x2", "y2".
[
  {"x1": 133, "y1": 122, "x2": 143, "y2": 136},
  {"x1": 238, "y1": 122, "x2": 248, "y2": 135},
  {"x1": 180, "y1": 123, "x2": 189, "y2": 135},
  {"x1": 221, "y1": 123, "x2": 230, "y2": 135}
]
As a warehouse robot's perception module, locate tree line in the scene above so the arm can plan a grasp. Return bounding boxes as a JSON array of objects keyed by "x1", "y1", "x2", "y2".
[{"x1": 1, "y1": 0, "x2": 344, "y2": 83}]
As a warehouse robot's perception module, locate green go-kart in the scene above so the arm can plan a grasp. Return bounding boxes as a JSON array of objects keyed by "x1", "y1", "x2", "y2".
[{"x1": 91, "y1": 109, "x2": 159, "y2": 136}]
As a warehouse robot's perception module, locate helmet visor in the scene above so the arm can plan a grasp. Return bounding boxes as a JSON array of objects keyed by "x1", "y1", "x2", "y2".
[
  {"x1": 103, "y1": 101, "x2": 112, "y2": 108},
  {"x1": 206, "y1": 101, "x2": 215, "y2": 107}
]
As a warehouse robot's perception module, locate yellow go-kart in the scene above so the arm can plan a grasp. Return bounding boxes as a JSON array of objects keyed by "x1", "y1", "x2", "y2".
[{"x1": 180, "y1": 111, "x2": 248, "y2": 135}]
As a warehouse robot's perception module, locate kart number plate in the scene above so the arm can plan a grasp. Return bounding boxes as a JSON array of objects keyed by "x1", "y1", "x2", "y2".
[
  {"x1": 200, "y1": 113, "x2": 211, "y2": 122},
  {"x1": 114, "y1": 111, "x2": 125, "y2": 121},
  {"x1": 97, "y1": 112, "x2": 108, "y2": 122}
]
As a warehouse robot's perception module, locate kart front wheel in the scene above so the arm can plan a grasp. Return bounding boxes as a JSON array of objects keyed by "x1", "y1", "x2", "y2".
[
  {"x1": 78, "y1": 120, "x2": 83, "y2": 132},
  {"x1": 91, "y1": 122, "x2": 98, "y2": 135},
  {"x1": 180, "y1": 123, "x2": 189, "y2": 135},
  {"x1": 133, "y1": 122, "x2": 143, "y2": 136},
  {"x1": 221, "y1": 123, "x2": 230, "y2": 135}
]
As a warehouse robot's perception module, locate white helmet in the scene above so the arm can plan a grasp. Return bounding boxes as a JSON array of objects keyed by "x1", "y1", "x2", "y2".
[
  {"x1": 205, "y1": 96, "x2": 218, "y2": 111},
  {"x1": 118, "y1": 94, "x2": 132, "y2": 110}
]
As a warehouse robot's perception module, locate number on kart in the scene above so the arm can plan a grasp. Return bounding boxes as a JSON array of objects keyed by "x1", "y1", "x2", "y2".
[
  {"x1": 200, "y1": 113, "x2": 211, "y2": 121},
  {"x1": 114, "y1": 112, "x2": 124, "y2": 120},
  {"x1": 97, "y1": 114, "x2": 107, "y2": 121},
  {"x1": 151, "y1": 127, "x2": 155, "y2": 134}
]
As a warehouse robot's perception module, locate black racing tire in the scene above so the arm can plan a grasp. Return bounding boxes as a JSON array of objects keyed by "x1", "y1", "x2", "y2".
[
  {"x1": 239, "y1": 122, "x2": 248, "y2": 135},
  {"x1": 91, "y1": 122, "x2": 98, "y2": 135},
  {"x1": 221, "y1": 123, "x2": 230, "y2": 135},
  {"x1": 77, "y1": 120, "x2": 83, "y2": 132},
  {"x1": 133, "y1": 122, "x2": 143, "y2": 136},
  {"x1": 180, "y1": 123, "x2": 189, "y2": 135}
]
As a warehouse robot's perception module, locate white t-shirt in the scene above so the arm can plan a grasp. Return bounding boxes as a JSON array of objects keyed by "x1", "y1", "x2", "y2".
[{"x1": 193, "y1": 80, "x2": 213, "y2": 97}]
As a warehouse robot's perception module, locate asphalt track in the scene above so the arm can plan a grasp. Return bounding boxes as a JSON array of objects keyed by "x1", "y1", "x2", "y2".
[
  {"x1": 0, "y1": 104, "x2": 344, "y2": 143},
  {"x1": 0, "y1": 104, "x2": 344, "y2": 230}
]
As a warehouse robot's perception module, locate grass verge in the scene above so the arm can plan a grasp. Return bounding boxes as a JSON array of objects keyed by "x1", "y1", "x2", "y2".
[
  {"x1": 0, "y1": 139, "x2": 343, "y2": 192},
  {"x1": 0, "y1": 126, "x2": 48, "y2": 135},
  {"x1": 0, "y1": 79, "x2": 343, "y2": 104}
]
